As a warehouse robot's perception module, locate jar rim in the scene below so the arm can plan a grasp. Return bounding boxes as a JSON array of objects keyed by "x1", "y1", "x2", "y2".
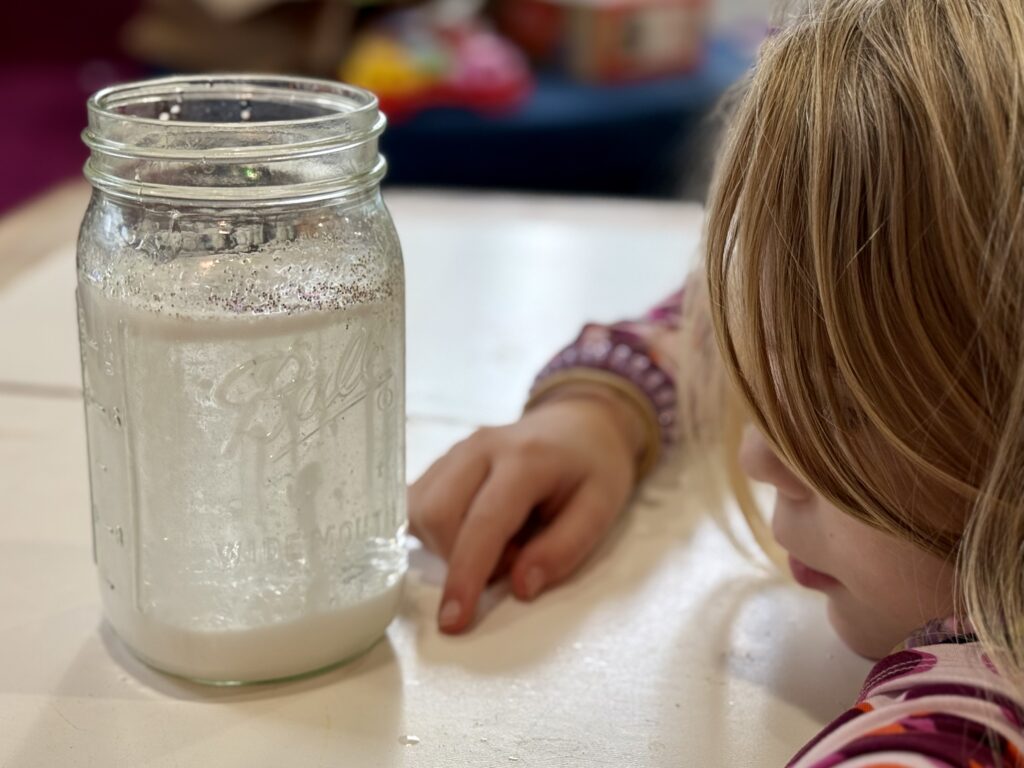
[
  {"x1": 88, "y1": 74, "x2": 380, "y2": 130},
  {"x1": 82, "y1": 74, "x2": 387, "y2": 206}
]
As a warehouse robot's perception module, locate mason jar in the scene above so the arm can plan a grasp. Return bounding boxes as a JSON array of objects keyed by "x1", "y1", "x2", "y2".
[{"x1": 77, "y1": 75, "x2": 406, "y2": 683}]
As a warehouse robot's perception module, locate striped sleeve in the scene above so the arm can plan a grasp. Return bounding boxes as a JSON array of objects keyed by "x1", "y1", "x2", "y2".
[{"x1": 788, "y1": 644, "x2": 1024, "y2": 768}]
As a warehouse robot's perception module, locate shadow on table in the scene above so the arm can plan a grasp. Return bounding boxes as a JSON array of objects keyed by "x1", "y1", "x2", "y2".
[
  {"x1": 666, "y1": 573, "x2": 873, "y2": 747},
  {"x1": 649, "y1": 451, "x2": 873, "y2": 737},
  {"x1": 6, "y1": 619, "x2": 405, "y2": 768}
]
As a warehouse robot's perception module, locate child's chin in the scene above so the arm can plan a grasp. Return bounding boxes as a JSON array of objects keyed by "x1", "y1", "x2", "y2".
[{"x1": 827, "y1": 599, "x2": 905, "y2": 660}]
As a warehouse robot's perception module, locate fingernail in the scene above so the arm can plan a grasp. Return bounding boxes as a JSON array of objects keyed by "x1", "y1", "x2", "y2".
[
  {"x1": 438, "y1": 599, "x2": 462, "y2": 629},
  {"x1": 524, "y1": 567, "x2": 546, "y2": 600}
]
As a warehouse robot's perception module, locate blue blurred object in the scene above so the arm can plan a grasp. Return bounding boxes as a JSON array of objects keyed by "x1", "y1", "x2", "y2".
[{"x1": 380, "y1": 38, "x2": 753, "y2": 198}]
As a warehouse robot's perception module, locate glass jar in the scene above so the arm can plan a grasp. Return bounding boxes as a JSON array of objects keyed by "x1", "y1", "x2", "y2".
[{"x1": 77, "y1": 75, "x2": 406, "y2": 684}]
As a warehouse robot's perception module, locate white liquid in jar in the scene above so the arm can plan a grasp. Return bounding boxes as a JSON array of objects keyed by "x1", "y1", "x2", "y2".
[
  {"x1": 102, "y1": 578, "x2": 404, "y2": 682},
  {"x1": 78, "y1": 263, "x2": 406, "y2": 683}
]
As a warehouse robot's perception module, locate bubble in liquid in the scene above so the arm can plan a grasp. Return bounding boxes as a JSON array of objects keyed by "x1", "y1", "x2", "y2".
[
  {"x1": 240, "y1": 108, "x2": 252, "y2": 121},
  {"x1": 169, "y1": 104, "x2": 182, "y2": 116},
  {"x1": 159, "y1": 112, "x2": 170, "y2": 121}
]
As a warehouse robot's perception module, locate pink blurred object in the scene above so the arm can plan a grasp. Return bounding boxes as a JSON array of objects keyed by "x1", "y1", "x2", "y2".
[{"x1": 341, "y1": 11, "x2": 533, "y2": 123}]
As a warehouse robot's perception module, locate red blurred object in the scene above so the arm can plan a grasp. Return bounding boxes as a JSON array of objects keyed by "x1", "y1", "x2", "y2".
[
  {"x1": 498, "y1": 0, "x2": 564, "y2": 60},
  {"x1": 496, "y1": 0, "x2": 711, "y2": 83}
]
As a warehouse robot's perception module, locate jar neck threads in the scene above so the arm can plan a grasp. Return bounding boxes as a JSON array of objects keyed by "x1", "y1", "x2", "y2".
[{"x1": 83, "y1": 75, "x2": 386, "y2": 207}]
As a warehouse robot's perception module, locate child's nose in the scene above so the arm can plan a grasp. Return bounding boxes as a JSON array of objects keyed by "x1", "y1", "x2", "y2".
[{"x1": 738, "y1": 425, "x2": 813, "y2": 501}]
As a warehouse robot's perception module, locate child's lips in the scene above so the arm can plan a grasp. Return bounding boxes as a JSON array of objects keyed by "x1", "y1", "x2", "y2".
[{"x1": 788, "y1": 554, "x2": 841, "y2": 591}]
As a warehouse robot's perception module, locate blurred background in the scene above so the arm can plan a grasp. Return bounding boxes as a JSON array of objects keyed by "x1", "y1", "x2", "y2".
[{"x1": 1, "y1": 0, "x2": 775, "y2": 215}]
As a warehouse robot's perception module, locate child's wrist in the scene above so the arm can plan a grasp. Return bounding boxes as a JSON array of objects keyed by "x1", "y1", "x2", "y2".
[{"x1": 525, "y1": 374, "x2": 661, "y2": 480}]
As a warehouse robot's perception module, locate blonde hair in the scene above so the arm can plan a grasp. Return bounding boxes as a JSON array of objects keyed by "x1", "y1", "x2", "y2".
[{"x1": 704, "y1": 0, "x2": 1024, "y2": 678}]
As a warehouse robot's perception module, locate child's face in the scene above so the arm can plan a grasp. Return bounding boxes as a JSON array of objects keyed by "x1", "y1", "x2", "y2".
[{"x1": 739, "y1": 425, "x2": 956, "y2": 659}]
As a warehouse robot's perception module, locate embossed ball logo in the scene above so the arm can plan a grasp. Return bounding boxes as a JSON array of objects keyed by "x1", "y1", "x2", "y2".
[{"x1": 213, "y1": 325, "x2": 394, "y2": 461}]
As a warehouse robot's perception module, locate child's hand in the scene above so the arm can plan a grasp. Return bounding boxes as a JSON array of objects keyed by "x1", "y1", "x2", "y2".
[{"x1": 409, "y1": 390, "x2": 642, "y2": 633}]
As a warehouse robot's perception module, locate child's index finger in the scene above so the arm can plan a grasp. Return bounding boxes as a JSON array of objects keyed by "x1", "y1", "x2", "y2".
[{"x1": 437, "y1": 460, "x2": 561, "y2": 633}]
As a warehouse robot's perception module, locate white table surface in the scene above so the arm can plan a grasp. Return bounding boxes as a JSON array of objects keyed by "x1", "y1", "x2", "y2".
[{"x1": 0, "y1": 184, "x2": 871, "y2": 767}]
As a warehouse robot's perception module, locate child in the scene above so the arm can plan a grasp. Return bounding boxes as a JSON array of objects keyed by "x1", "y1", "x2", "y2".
[{"x1": 409, "y1": 0, "x2": 1024, "y2": 763}]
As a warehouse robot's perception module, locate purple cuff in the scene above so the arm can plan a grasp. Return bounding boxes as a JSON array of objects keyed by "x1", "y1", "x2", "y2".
[{"x1": 532, "y1": 325, "x2": 678, "y2": 445}]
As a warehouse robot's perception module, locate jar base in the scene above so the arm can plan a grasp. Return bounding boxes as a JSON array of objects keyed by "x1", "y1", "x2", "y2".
[
  {"x1": 101, "y1": 576, "x2": 405, "y2": 684},
  {"x1": 116, "y1": 629, "x2": 387, "y2": 687}
]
